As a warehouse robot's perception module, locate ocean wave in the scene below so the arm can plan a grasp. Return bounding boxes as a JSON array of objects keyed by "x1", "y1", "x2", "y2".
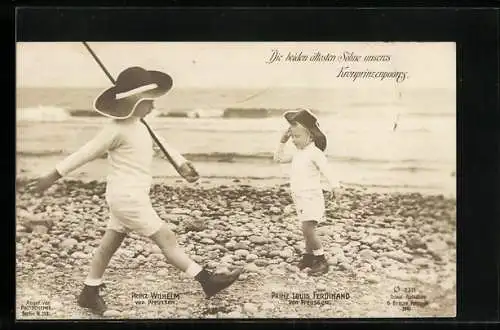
[
  {"x1": 61, "y1": 107, "x2": 319, "y2": 119},
  {"x1": 387, "y1": 166, "x2": 436, "y2": 172},
  {"x1": 342, "y1": 182, "x2": 443, "y2": 190},
  {"x1": 18, "y1": 149, "x2": 437, "y2": 169},
  {"x1": 17, "y1": 150, "x2": 90, "y2": 157},
  {"x1": 17, "y1": 106, "x2": 72, "y2": 122},
  {"x1": 406, "y1": 112, "x2": 455, "y2": 118},
  {"x1": 158, "y1": 107, "x2": 299, "y2": 119}
]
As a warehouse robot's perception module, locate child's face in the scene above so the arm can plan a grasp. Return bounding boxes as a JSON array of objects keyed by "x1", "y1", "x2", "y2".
[
  {"x1": 290, "y1": 123, "x2": 313, "y2": 149},
  {"x1": 133, "y1": 99, "x2": 155, "y2": 118}
]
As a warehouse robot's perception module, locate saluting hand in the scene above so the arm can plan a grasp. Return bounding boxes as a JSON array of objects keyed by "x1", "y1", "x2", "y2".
[{"x1": 280, "y1": 127, "x2": 292, "y2": 144}]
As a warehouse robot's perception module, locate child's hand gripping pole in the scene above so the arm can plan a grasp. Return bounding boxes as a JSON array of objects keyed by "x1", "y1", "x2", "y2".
[
  {"x1": 178, "y1": 162, "x2": 199, "y2": 183},
  {"x1": 141, "y1": 119, "x2": 199, "y2": 183}
]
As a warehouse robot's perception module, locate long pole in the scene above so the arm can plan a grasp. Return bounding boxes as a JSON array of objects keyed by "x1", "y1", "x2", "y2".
[{"x1": 81, "y1": 42, "x2": 184, "y2": 175}]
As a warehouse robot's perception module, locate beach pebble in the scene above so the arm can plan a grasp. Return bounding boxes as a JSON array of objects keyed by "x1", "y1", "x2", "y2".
[
  {"x1": 71, "y1": 251, "x2": 88, "y2": 259},
  {"x1": 254, "y1": 259, "x2": 269, "y2": 267},
  {"x1": 279, "y1": 248, "x2": 294, "y2": 259},
  {"x1": 269, "y1": 206, "x2": 281, "y2": 214},
  {"x1": 387, "y1": 270, "x2": 412, "y2": 281},
  {"x1": 157, "y1": 269, "x2": 169, "y2": 276},
  {"x1": 429, "y1": 303, "x2": 440, "y2": 309},
  {"x1": 220, "y1": 255, "x2": 234, "y2": 264},
  {"x1": 359, "y1": 249, "x2": 377, "y2": 260},
  {"x1": 215, "y1": 267, "x2": 230, "y2": 274},
  {"x1": 171, "y1": 208, "x2": 191, "y2": 215},
  {"x1": 17, "y1": 225, "x2": 28, "y2": 232},
  {"x1": 226, "y1": 311, "x2": 243, "y2": 318},
  {"x1": 338, "y1": 263, "x2": 353, "y2": 271},
  {"x1": 242, "y1": 303, "x2": 258, "y2": 314},
  {"x1": 361, "y1": 235, "x2": 380, "y2": 245},
  {"x1": 60, "y1": 238, "x2": 78, "y2": 250},
  {"x1": 103, "y1": 310, "x2": 121, "y2": 317},
  {"x1": 144, "y1": 275, "x2": 156, "y2": 281},
  {"x1": 383, "y1": 250, "x2": 412, "y2": 263},
  {"x1": 407, "y1": 237, "x2": 427, "y2": 249},
  {"x1": 249, "y1": 236, "x2": 267, "y2": 245},
  {"x1": 225, "y1": 242, "x2": 236, "y2": 250},
  {"x1": 327, "y1": 256, "x2": 339, "y2": 266},
  {"x1": 245, "y1": 253, "x2": 258, "y2": 262},
  {"x1": 234, "y1": 242, "x2": 249, "y2": 250},
  {"x1": 411, "y1": 257, "x2": 429, "y2": 267},
  {"x1": 235, "y1": 249, "x2": 250, "y2": 258},
  {"x1": 261, "y1": 302, "x2": 274, "y2": 311},
  {"x1": 32, "y1": 225, "x2": 48, "y2": 234},
  {"x1": 184, "y1": 219, "x2": 206, "y2": 232},
  {"x1": 440, "y1": 278, "x2": 455, "y2": 291},
  {"x1": 271, "y1": 268, "x2": 286, "y2": 276},
  {"x1": 51, "y1": 301, "x2": 64, "y2": 310},
  {"x1": 244, "y1": 263, "x2": 261, "y2": 273},
  {"x1": 191, "y1": 210, "x2": 203, "y2": 217},
  {"x1": 269, "y1": 250, "x2": 281, "y2": 258},
  {"x1": 240, "y1": 201, "x2": 253, "y2": 212},
  {"x1": 201, "y1": 238, "x2": 215, "y2": 244},
  {"x1": 176, "y1": 310, "x2": 191, "y2": 317},
  {"x1": 283, "y1": 204, "x2": 294, "y2": 214},
  {"x1": 364, "y1": 274, "x2": 381, "y2": 283},
  {"x1": 426, "y1": 239, "x2": 448, "y2": 255}
]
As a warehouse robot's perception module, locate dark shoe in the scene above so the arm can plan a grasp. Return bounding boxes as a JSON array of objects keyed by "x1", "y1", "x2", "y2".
[
  {"x1": 198, "y1": 268, "x2": 243, "y2": 298},
  {"x1": 297, "y1": 254, "x2": 314, "y2": 270},
  {"x1": 308, "y1": 256, "x2": 329, "y2": 276},
  {"x1": 77, "y1": 284, "x2": 107, "y2": 315}
]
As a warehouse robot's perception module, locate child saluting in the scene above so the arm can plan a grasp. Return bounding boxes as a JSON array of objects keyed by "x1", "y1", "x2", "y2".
[
  {"x1": 273, "y1": 109, "x2": 340, "y2": 276},
  {"x1": 27, "y1": 67, "x2": 242, "y2": 315}
]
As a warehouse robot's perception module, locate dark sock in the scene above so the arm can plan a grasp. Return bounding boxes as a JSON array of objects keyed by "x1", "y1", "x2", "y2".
[{"x1": 194, "y1": 268, "x2": 211, "y2": 284}]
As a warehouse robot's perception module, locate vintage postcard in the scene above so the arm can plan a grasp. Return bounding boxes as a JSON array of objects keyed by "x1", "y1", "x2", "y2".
[{"x1": 16, "y1": 42, "x2": 456, "y2": 319}]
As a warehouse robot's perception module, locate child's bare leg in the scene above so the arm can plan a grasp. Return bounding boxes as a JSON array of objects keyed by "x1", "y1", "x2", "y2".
[
  {"x1": 149, "y1": 223, "x2": 242, "y2": 297},
  {"x1": 78, "y1": 229, "x2": 125, "y2": 314},
  {"x1": 149, "y1": 224, "x2": 194, "y2": 272},
  {"x1": 304, "y1": 236, "x2": 313, "y2": 254},
  {"x1": 302, "y1": 221, "x2": 323, "y2": 255},
  {"x1": 85, "y1": 229, "x2": 126, "y2": 285}
]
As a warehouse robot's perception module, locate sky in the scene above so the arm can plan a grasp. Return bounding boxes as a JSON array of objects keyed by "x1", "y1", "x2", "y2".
[{"x1": 16, "y1": 42, "x2": 456, "y2": 89}]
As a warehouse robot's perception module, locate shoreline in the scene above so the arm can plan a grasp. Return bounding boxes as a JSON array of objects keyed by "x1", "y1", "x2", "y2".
[
  {"x1": 16, "y1": 173, "x2": 456, "y2": 200},
  {"x1": 16, "y1": 155, "x2": 456, "y2": 198}
]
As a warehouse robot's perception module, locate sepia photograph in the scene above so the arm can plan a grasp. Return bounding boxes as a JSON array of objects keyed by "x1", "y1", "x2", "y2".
[{"x1": 16, "y1": 42, "x2": 456, "y2": 319}]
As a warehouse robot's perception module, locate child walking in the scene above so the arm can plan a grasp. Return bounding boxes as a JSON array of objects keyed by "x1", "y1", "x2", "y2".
[
  {"x1": 273, "y1": 108, "x2": 340, "y2": 276},
  {"x1": 27, "y1": 66, "x2": 242, "y2": 315}
]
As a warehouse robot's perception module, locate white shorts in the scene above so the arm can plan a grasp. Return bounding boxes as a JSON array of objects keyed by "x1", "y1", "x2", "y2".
[
  {"x1": 292, "y1": 190, "x2": 325, "y2": 223},
  {"x1": 105, "y1": 190, "x2": 164, "y2": 237}
]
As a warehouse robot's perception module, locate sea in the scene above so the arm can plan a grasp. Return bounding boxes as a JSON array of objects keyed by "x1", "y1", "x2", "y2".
[{"x1": 16, "y1": 87, "x2": 456, "y2": 195}]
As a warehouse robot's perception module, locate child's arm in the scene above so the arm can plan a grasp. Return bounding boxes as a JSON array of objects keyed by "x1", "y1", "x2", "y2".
[
  {"x1": 311, "y1": 148, "x2": 340, "y2": 194},
  {"x1": 154, "y1": 134, "x2": 189, "y2": 167},
  {"x1": 55, "y1": 124, "x2": 121, "y2": 176},
  {"x1": 28, "y1": 124, "x2": 121, "y2": 194},
  {"x1": 273, "y1": 128, "x2": 293, "y2": 163}
]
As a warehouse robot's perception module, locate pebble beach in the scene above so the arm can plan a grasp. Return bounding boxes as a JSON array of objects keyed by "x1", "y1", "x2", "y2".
[{"x1": 16, "y1": 172, "x2": 456, "y2": 319}]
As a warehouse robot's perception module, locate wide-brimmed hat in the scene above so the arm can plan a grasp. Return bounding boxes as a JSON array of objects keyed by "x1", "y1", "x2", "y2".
[
  {"x1": 93, "y1": 66, "x2": 173, "y2": 119},
  {"x1": 284, "y1": 108, "x2": 327, "y2": 151}
]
